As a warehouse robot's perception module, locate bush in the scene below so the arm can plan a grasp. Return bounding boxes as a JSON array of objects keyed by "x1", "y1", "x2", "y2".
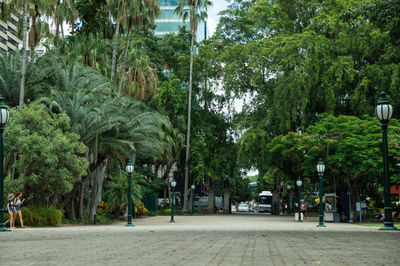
[
  {"x1": 136, "y1": 202, "x2": 148, "y2": 216},
  {"x1": 16, "y1": 206, "x2": 64, "y2": 227},
  {"x1": 147, "y1": 211, "x2": 156, "y2": 216}
]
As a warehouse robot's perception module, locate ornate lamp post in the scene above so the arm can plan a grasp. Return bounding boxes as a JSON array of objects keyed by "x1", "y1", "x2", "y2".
[
  {"x1": 170, "y1": 179, "x2": 176, "y2": 223},
  {"x1": 296, "y1": 177, "x2": 302, "y2": 222},
  {"x1": 126, "y1": 160, "x2": 134, "y2": 226},
  {"x1": 376, "y1": 92, "x2": 397, "y2": 230},
  {"x1": 317, "y1": 159, "x2": 326, "y2": 227},
  {"x1": 287, "y1": 185, "x2": 291, "y2": 215},
  {"x1": 0, "y1": 96, "x2": 9, "y2": 232},
  {"x1": 191, "y1": 184, "x2": 195, "y2": 216}
]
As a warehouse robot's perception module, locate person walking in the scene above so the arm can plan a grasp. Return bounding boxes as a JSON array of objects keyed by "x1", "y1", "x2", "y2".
[
  {"x1": 14, "y1": 192, "x2": 25, "y2": 228},
  {"x1": 301, "y1": 201, "x2": 307, "y2": 220},
  {"x1": 6, "y1": 193, "x2": 16, "y2": 229}
]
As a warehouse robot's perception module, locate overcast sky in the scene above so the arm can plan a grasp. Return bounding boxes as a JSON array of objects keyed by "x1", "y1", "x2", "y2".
[{"x1": 207, "y1": 0, "x2": 229, "y2": 36}]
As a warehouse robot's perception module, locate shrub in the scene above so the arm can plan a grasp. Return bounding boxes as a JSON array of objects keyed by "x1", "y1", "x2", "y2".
[
  {"x1": 136, "y1": 202, "x2": 148, "y2": 216},
  {"x1": 18, "y1": 206, "x2": 63, "y2": 227},
  {"x1": 147, "y1": 211, "x2": 156, "y2": 216}
]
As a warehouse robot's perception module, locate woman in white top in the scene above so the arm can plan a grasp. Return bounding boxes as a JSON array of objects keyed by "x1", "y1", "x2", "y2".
[{"x1": 14, "y1": 192, "x2": 25, "y2": 227}]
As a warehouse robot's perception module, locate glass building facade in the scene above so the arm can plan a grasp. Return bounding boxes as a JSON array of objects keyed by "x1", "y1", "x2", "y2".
[{"x1": 155, "y1": 0, "x2": 207, "y2": 42}]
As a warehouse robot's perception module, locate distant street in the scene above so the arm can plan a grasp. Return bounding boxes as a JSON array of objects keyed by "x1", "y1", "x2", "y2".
[{"x1": 2, "y1": 215, "x2": 399, "y2": 266}]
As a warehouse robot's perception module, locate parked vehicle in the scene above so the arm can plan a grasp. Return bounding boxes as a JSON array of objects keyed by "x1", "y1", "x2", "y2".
[
  {"x1": 237, "y1": 203, "x2": 249, "y2": 212},
  {"x1": 193, "y1": 196, "x2": 223, "y2": 210},
  {"x1": 258, "y1": 191, "x2": 273, "y2": 213}
]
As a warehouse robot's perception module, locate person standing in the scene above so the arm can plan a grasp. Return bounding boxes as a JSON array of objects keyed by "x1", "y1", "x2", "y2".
[
  {"x1": 301, "y1": 201, "x2": 307, "y2": 220},
  {"x1": 14, "y1": 192, "x2": 25, "y2": 228},
  {"x1": 6, "y1": 193, "x2": 15, "y2": 229}
]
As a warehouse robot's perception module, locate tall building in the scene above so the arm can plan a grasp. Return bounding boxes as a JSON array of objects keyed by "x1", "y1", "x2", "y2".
[
  {"x1": 155, "y1": 0, "x2": 207, "y2": 41},
  {"x1": 0, "y1": 12, "x2": 22, "y2": 53}
]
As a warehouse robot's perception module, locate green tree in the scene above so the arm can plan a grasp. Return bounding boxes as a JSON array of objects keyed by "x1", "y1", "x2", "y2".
[
  {"x1": 4, "y1": 103, "x2": 88, "y2": 206},
  {"x1": 175, "y1": 0, "x2": 212, "y2": 211}
]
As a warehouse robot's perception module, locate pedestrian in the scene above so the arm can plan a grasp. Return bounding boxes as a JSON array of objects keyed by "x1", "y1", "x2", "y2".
[
  {"x1": 14, "y1": 192, "x2": 25, "y2": 228},
  {"x1": 301, "y1": 201, "x2": 307, "y2": 220},
  {"x1": 6, "y1": 193, "x2": 16, "y2": 229}
]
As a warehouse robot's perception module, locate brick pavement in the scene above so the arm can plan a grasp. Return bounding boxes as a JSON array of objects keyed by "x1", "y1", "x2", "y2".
[{"x1": 1, "y1": 215, "x2": 399, "y2": 265}]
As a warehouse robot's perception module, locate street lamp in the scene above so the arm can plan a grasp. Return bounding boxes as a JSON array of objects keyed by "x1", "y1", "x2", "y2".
[
  {"x1": 296, "y1": 177, "x2": 302, "y2": 222},
  {"x1": 287, "y1": 185, "x2": 291, "y2": 215},
  {"x1": 0, "y1": 96, "x2": 9, "y2": 232},
  {"x1": 191, "y1": 184, "x2": 195, "y2": 216},
  {"x1": 376, "y1": 92, "x2": 397, "y2": 230},
  {"x1": 317, "y1": 159, "x2": 326, "y2": 227},
  {"x1": 126, "y1": 160, "x2": 134, "y2": 226},
  {"x1": 170, "y1": 179, "x2": 177, "y2": 223}
]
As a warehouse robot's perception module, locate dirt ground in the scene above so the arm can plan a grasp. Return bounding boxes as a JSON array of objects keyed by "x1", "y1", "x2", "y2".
[{"x1": 1, "y1": 215, "x2": 399, "y2": 265}]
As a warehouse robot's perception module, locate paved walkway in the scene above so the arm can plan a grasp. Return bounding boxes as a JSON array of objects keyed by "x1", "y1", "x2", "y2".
[{"x1": 1, "y1": 215, "x2": 399, "y2": 265}]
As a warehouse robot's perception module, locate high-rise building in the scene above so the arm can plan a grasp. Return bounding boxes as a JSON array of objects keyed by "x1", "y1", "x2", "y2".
[
  {"x1": 155, "y1": 0, "x2": 207, "y2": 41},
  {"x1": 0, "y1": 12, "x2": 22, "y2": 53}
]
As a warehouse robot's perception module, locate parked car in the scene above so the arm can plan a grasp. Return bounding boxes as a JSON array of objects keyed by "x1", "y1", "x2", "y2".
[
  {"x1": 193, "y1": 196, "x2": 223, "y2": 210},
  {"x1": 237, "y1": 203, "x2": 249, "y2": 212}
]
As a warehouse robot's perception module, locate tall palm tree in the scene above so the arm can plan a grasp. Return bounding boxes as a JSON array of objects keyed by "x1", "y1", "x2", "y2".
[
  {"x1": 13, "y1": 0, "x2": 55, "y2": 109},
  {"x1": 107, "y1": 0, "x2": 126, "y2": 90},
  {"x1": 117, "y1": 0, "x2": 160, "y2": 94},
  {"x1": 175, "y1": 0, "x2": 212, "y2": 211}
]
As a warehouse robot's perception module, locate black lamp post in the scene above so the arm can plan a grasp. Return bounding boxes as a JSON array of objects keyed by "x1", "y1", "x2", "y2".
[
  {"x1": 191, "y1": 184, "x2": 195, "y2": 216},
  {"x1": 126, "y1": 160, "x2": 134, "y2": 226},
  {"x1": 287, "y1": 185, "x2": 291, "y2": 215},
  {"x1": 317, "y1": 159, "x2": 326, "y2": 227},
  {"x1": 0, "y1": 96, "x2": 9, "y2": 232},
  {"x1": 376, "y1": 92, "x2": 397, "y2": 230},
  {"x1": 170, "y1": 179, "x2": 176, "y2": 223},
  {"x1": 296, "y1": 177, "x2": 302, "y2": 222}
]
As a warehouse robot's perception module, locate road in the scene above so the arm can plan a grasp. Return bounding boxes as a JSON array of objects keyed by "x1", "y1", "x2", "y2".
[{"x1": 1, "y1": 215, "x2": 399, "y2": 265}]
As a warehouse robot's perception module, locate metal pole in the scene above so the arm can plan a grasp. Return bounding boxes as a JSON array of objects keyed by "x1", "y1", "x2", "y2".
[
  {"x1": 298, "y1": 188, "x2": 302, "y2": 222},
  {"x1": 317, "y1": 175, "x2": 326, "y2": 227},
  {"x1": 381, "y1": 124, "x2": 396, "y2": 230},
  {"x1": 126, "y1": 172, "x2": 133, "y2": 226},
  {"x1": 170, "y1": 186, "x2": 175, "y2": 222},
  {"x1": 191, "y1": 190, "x2": 195, "y2": 216},
  {"x1": 0, "y1": 128, "x2": 7, "y2": 231}
]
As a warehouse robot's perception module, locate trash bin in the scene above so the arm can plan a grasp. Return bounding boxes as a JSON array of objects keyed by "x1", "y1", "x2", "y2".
[{"x1": 144, "y1": 194, "x2": 157, "y2": 214}]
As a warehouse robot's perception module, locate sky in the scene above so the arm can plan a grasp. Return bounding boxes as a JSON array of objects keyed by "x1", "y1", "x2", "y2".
[{"x1": 207, "y1": 0, "x2": 229, "y2": 36}]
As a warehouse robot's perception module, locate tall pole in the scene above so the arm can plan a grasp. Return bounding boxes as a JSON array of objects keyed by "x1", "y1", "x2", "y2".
[
  {"x1": 170, "y1": 186, "x2": 175, "y2": 223},
  {"x1": 298, "y1": 188, "x2": 302, "y2": 222},
  {"x1": 317, "y1": 174, "x2": 326, "y2": 227},
  {"x1": 126, "y1": 172, "x2": 133, "y2": 226},
  {"x1": 376, "y1": 92, "x2": 397, "y2": 230},
  {"x1": 0, "y1": 127, "x2": 6, "y2": 231},
  {"x1": 0, "y1": 96, "x2": 9, "y2": 232},
  {"x1": 381, "y1": 123, "x2": 396, "y2": 230}
]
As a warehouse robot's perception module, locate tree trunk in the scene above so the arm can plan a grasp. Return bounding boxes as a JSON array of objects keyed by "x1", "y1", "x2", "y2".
[
  {"x1": 55, "y1": 0, "x2": 60, "y2": 54},
  {"x1": 19, "y1": 1, "x2": 28, "y2": 110},
  {"x1": 88, "y1": 160, "x2": 107, "y2": 221},
  {"x1": 118, "y1": 26, "x2": 131, "y2": 95},
  {"x1": 223, "y1": 189, "x2": 230, "y2": 214},
  {"x1": 79, "y1": 180, "x2": 84, "y2": 220},
  {"x1": 183, "y1": 11, "x2": 196, "y2": 212},
  {"x1": 70, "y1": 197, "x2": 76, "y2": 219},
  {"x1": 110, "y1": 1, "x2": 122, "y2": 91},
  {"x1": 207, "y1": 180, "x2": 215, "y2": 213}
]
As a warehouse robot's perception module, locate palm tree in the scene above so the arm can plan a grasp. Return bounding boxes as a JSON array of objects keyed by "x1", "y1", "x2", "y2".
[
  {"x1": 117, "y1": 0, "x2": 160, "y2": 94},
  {"x1": 119, "y1": 48, "x2": 158, "y2": 101},
  {"x1": 12, "y1": 0, "x2": 55, "y2": 109},
  {"x1": 107, "y1": 0, "x2": 126, "y2": 90},
  {"x1": 175, "y1": 0, "x2": 212, "y2": 211}
]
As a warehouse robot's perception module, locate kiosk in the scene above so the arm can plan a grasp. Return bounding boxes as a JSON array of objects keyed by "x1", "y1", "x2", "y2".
[{"x1": 324, "y1": 193, "x2": 337, "y2": 222}]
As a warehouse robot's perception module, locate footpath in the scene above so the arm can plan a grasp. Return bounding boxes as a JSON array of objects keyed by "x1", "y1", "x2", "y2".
[{"x1": 1, "y1": 215, "x2": 399, "y2": 266}]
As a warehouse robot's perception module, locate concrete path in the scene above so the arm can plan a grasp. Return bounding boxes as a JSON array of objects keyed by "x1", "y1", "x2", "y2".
[{"x1": 1, "y1": 215, "x2": 399, "y2": 265}]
